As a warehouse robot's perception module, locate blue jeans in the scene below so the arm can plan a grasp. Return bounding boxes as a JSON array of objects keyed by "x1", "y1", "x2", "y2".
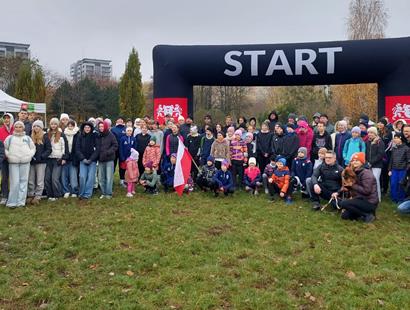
[
  {"x1": 98, "y1": 161, "x2": 114, "y2": 196},
  {"x1": 390, "y1": 169, "x2": 406, "y2": 203},
  {"x1": 7, "y1": 163, "x2": 30, "y2": 207},
  {"x1": 61, "y1": 162, "x2": 78, "y2": 195},
  {"x1": 398, "y1": 200, "x2": 410, "y2": 214},
  {"x1": 79, "y1": 161, "x2": 96, "y2": 199}
]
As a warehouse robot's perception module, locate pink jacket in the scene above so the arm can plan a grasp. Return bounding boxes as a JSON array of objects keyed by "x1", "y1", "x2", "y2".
[
  {"x1": 143, "y1": 144, "x2": 161, "y2": 169},
  {"x1": 296, "y1": 121, "x2": 313, "y2": 158},
  {"x1": 125, "y1": 158, "x2": 139, "y2": 183}
]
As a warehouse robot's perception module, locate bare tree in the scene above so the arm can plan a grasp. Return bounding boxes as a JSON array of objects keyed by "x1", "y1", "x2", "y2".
[{"x1": 347, "y1": 0, "x2": 388, "y2": 39}]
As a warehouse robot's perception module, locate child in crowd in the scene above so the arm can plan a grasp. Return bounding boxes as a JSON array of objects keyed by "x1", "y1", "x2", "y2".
[
  {"x1": 213, "y1": 159, "x2": 234, "y2": 197},
  {"x1": 139, "y1": 161, "x2": 160, "y2": 195},
  {"x1": 210, "y1": 132, "x2": 230, "y2": 170},
  {"x1": 125, "y1": 148, "x2": 139, "y2": 197},
  {"x1": 161, "y1": 153, "x2": 176, "y2": 192},
  {"x1": 244, "y1": 132, "x2": 256, "y2": 165},
  {"x1": 119, "y1": 126, "x2": 136, "y2": 187},
  {"x1": 343, "y1": 126, "x2": 366, "y2": 166},
  {"x1": 186, "y1": 125, "x2": 202, "y2": 179},
  {"x1": 143, "y1": 136, "x2": 161, "y2": 170},
  {"x1": 244, "y1": 157, "x2": 262, "y2": 195},
  {"x1": 388, "y1": 133, "x2": 410, "y2": 203},
  {"x1": 262, "y1": 155, "x2": 276, "y2": 194},
  {"x1": 196, "y1": 156, "x2": 218, "y2": 191},
  {"x1": 229, "y1": 129, "x2": 247, "y2": 188},
  {"x1": 291, "y1": 147, "x2": 313, "y2": 196},
  {"x1": 200, "y1": 126, "x2": 215, "y2": 166},
  {"x1": 268, "y1": 158, "x2": 294, "y2": 204},
  {"x1": 226, "y1": 126, "x2": 235, "y2": 142},
  {"x1": 314, "y1": 147, "x2": 327, "y2": 170}
]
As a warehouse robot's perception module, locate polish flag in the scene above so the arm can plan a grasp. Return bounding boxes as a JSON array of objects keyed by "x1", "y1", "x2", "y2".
[{"x1": 174, "y1": 137, "x2": 192, "y2": 196}]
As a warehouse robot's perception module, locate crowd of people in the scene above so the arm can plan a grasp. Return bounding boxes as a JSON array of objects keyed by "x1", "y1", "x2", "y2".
[{"x1": 0, "y1": 108, "x2": 409, "y2": 223}]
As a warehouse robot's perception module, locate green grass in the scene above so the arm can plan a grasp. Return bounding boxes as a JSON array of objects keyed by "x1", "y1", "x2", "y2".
[{"x1": 0, "y1": 183, "x2": 409, "y2": 309}]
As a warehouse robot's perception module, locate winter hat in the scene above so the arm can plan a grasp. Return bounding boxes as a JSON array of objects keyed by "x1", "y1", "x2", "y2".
[
  {"x1": 50, "y1": 117, "x2": 60, "y2": 126},
  {"x1": 178, "y1": 115, "x2": 185, "y2": 121},
  {"x1": 367, "y1": 126, "x2": 378, "y2": 135},
  {"x1": 297, "y1": 120, "x2": 309, "y2": 129},
  {"x1": 170, "y1": 153, "x2": 177, "y2": 159},
  {"x1": 88, "y1": 117, "x2": 96, "y2": 126},
  {"x1": 248, "y1": 157, "x2": 257, "y2": 166},
  {"x1": 104, "y1": 118, "x2": 112, "y2": 128},
  {"x1": 222, "y1": 159, "x2": 230, "y2": 167},
  {"x1": 313, "y1": 112, "x2": 321, "y2": 119},
  {"x1": 298, "y1": 115, "x2": 308, "y2": 122},
  {"x1": 60, "y1": 113, "x2": 69, "y2": 121},
  {"x1": 13, "y1": 120, "x2": 25, "y2": 129},
  {"x1": 277, "y1": 158, "x2": 287, "y2": 166},
  {"x1": 360, "y1": 114, "x2": 369, "y2": 123},
  {"x1": 190, "y1": 125, "x2": 198, "y2": 133},
  {"x1": 150, "y1": 136, "x2": 157, "y2": 143},
  {"x1": 287, "y1": 123, "x2": 297, "y2": 130},
  {"x1": 298, "y1": 147, "x2": 307, "y2": 157},
  {"x1": 351, "y1": 126, "x2": 361, "y2": 134},
  {"x1": 245, "y1": 132, "x2": 254, "y2": 140},
  {"x1": 32, "y1": 120, "x2": 44, "y2": 129},
  {"x1": 288, "y1": 113, "x2": 297, "y2": 120},
  {"x1": 350, "y1": 152, "x2": 365, "y2": 165},
  {"x1": 130, "y1": 148, "x2": 139, "y2": 160},
  {"x1": 234, "y1": 129, "x2": 242, "y2": 136},
  {"x1": 359, "y1": 122, "x2": 369, "y2": 129},
  {"x1": 207, "y1": 155, "x2": 215, "y2": 163},
  {"x1": 145, "y1": 161, "x2": 153, "y2": 169}
]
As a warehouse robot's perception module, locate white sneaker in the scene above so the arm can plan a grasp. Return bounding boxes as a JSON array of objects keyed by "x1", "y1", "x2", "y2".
[
  {"x1": 63, "y1": 193, "x2": 70, "y2": 198},
  {"x1": 264, "y1": 189, "x2": 269, "y2": 195},
  {"x1": 132, "y1": 191, "x2": 136, "y2": 195},
  {"x1": 99, "y1": 195, "x2": 105, "y2": 199},
  {"x1": 126, "y1": 193, "x2": 133, "y2": 197},
  {"x1": 48, "y1": 197, "x2": 57, "y2": 201},
  {"x1": 254, "y1": 190, "x2": 259, "y2": 196},
  {"x1": 105, "y1": 195, "x2": 112, "y2": 199},
  {"x1": 0, "y1": 198, "x2": 7, "y2": 205},
  {"x1": 71, "y1": 194, "x2": 77, "y2": 198}
]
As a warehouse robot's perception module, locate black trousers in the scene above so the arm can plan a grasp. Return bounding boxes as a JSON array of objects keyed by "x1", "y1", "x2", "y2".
[
  {"x1": 230, "y1": 160, "x2": 244, "y2": 188},
  {"x1": 309, "y1": 183, "x2": 334, "y2": 203},
  {"x1": 268, "y1": 178, "x2": 296, "y2": 197},
  {"x1": 340, "y1": 197, "x2": 377, "y2": 220},
  {"x1": 1, "y1": 160, "x2": 9, "y2": 198},
  {"x1": 196, "y1": 176, "x2": 215, "y2": 190},
  {"x1": 258, "y1": 154, "x2": 270, "y2": 175}
]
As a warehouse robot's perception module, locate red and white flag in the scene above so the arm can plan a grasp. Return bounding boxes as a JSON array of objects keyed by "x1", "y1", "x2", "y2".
[{"x1": 174, "y1": 137, "x2": 192, "y2": 196}]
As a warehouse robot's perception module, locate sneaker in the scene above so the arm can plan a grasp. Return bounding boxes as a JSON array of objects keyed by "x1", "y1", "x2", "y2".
[
  {"x1": 105, "y1": 195, "x2": 112, "y2": 199},
  {"x1": 126, "y1": 193, "x2": 133, "y2": 198},
  {"x1": 48, "y1": 197, "x2": 57, "y2": 201},
  {"x1": 269, "y1": 195, "x2": 275, "y2": 202},
  {"x1": 285, "y1": 197, "x2": 293, "y2": 205},
  {"x1": 264, "y1": 188, "x2": 269, "y2": 195},
  {"x1": 363, "y1": 213, "x2": 375, "y2": 223},
  {"x1": 64, "y1": 193, "x2": 70, "y2": 199},
  {"x1": 153, "y1": 190, "x2": 159, "y2": 196},
  {"x1": 245, "y1": 186, "x2": 251, "y2": 192},
  {"x1": 131, "y1": 191, "x2": 136, "y2": 195},
  {"x1": 99, "y1": 195, "x2": 105, "y2": 199},
  {"x1": 254, "y1": 190, "x2": 259, "y2": 196},
  {"x1": 0, "y1": 198, "x2": 7, "y2": 205},
  {"x1": 71, "y1": 194, "x2": 77, "y2": 198},
  {"x1": 312, "y1": 202, "x2": 321, "y2": 211}
]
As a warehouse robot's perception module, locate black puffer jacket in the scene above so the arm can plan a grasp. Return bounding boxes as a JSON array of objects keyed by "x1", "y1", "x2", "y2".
[
  {"x1": 311, "y1": 162, "x2": 343, "y2": 192},
  {"x1": 97, "y1": 123, "x2": 118, "y2": 162},
  {"x1": 256, "y1": 131, "x2": 273, "y2": 156},
  {"x1": 389, "y1": 143, "x2": 410, "y2": 170},
  {"x1": 75, "y1": 122, "x2": 99, "y2": 162},
  {"x1": 365, "y1": 137, "x2": 385, "y2": 169},
  {"x1": 351, "y1": 167, "x2": 379, "y2": 205},
  {"x1": 31, "y1": 134, "x2": 52, "y2": 164}
]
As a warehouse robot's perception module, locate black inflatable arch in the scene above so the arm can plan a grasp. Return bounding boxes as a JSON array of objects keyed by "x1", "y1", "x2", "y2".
[{"x1": 153, "y1": 37, "x2": 410, "y2": 120}]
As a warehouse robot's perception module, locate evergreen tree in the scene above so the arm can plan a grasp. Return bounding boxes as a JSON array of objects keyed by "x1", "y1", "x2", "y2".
[
  {"x1": 32, "y1": 66, "x2": 46, "y2": 102},
  {"x1": 14, "y1": 62, "x2": 33, "y2": 101},
  {"x1": 119, "y1": 48, "x2": 145, "y2": 119}
]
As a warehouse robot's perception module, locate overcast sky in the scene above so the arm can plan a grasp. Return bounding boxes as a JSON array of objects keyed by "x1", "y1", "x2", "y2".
[{"x1": 1, "y1": 0, "x2": 408, "y2": 81}]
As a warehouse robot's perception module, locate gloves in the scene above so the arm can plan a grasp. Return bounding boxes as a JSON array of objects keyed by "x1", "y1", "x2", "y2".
[{"x1": 83, "y1": 159, "x2": 91, "y2": 165}]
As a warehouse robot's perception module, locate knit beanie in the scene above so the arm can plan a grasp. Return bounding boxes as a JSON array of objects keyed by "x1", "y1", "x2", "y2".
[
  {"x1": 248, "y1": 157, "x2": 257, "y2": 166},
  {"x1": 145, "y1": 161, "x2": 153, "y2": 169},
  {"x1": 298, "y1": 147, "x2": 307, "y2": 158},
  {"x1": 222, "y1": 159, "x2": 230, "y2": 167},
  {"x1": 150, "y1": 136, "x2": 157, "y2": 143},
  {"x1": 351, "y1": 126, "x2": 361, "y2": 134},
  {"x1": 50, "y1": 117, "x2": 60, "y2": 126},
  {"x1": 277, "y1": 158, "x2": 287, "y2": 166},
  {"x1": 207, "y1": 155, "x2": 215, "y2": 163},
  {"x1": 60, "y1": 113, "x2": 69, "y2": 121},
  {"x1": 367, "y1": 126, "x2": 378, "y2": 135},
  {"x1": 130, "y1": 148, "x2": 139, "y2": 160},
  {"x1": 170, "y1": 153, "x2": 177, "y2": 159},
  {"x1": 245, "y1": 132, "x2": 254, "y2": 140},
  {"x1": 32, "y1": 120, "x2": 44, "y2": 129},
  {"x1": 350, "y1": 152, "x2": 365, "y2": 164},
  {"x1": 234, "y1": 129, "x2": 242, "y2": 136}
]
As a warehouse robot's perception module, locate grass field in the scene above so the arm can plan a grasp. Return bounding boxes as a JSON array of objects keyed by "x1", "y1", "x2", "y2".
[{"x1": 0, "y1": 184, "x2": 409, "y2": 309}]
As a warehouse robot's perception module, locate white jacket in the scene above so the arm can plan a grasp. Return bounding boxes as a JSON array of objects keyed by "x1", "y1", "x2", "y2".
[
  {"x1": 4, "y1": 134, "x2": 36, "y2": 164},
  {"x1": 49, "y1": 136, "x2": 65, "y2": 159}
]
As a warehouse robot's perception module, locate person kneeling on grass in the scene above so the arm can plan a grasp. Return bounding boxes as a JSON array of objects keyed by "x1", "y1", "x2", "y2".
[
  {"x1": 268, "y1": 157, "x2": 294, "y2": 204},
  {"x1": 262, "y1": 155, "x2": 276, "y2": 195},
  {"x1": 140, "y1": 161, "x2": 160, "y2": 195},
  {"x1": 244, "y1": 157, "x2": 262, "y2": 195},
  {"x1": 212, "y1": 159, "x2": 234, "y2": 197},
  {"x1": 335, "y1": 152, "x2": 378, "y2": 223},
  {"x1": 125, "y1": 148, "x2": 139, "y2": 197},
  {"x1": 161, "y1": 153, "x2": 176, "y2": 192},
  {"x1": 196, "y1": 155, "x2": 217, "y2": 191}
]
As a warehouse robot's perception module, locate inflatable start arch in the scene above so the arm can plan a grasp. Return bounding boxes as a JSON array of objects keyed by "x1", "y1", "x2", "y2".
[{"x1": 153, "y1": 37, "x2": 410, "y2": 123}]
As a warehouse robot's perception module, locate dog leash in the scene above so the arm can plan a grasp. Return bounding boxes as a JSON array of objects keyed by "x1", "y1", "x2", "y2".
[{"x1": 320, "y1": 197, "x2": 341, "y2": 211}]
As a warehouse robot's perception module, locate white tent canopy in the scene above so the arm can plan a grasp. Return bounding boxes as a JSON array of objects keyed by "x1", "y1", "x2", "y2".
[{"x1": 0, "y1": 90, "x2": 46, "y2": 113}]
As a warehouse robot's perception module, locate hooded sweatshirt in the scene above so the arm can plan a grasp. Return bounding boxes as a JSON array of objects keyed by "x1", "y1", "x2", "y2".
[
  {"x1": 97, "y1": 120, "x2": 118, "y2": 162},
  {"x1": 295, "y1": 121, "x2": 313, "y2": 159},
  {"x1": 0, "y1": 113, "x2": 14, "y2": 142}
]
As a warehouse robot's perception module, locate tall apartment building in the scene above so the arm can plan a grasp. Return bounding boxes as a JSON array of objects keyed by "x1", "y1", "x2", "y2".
[
  {"x1": 70, "y1": 58, "x2": 112, "y2": 82},
  {"x1": 0, "y1": 41, "x2": 30, "y2": 59}
]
